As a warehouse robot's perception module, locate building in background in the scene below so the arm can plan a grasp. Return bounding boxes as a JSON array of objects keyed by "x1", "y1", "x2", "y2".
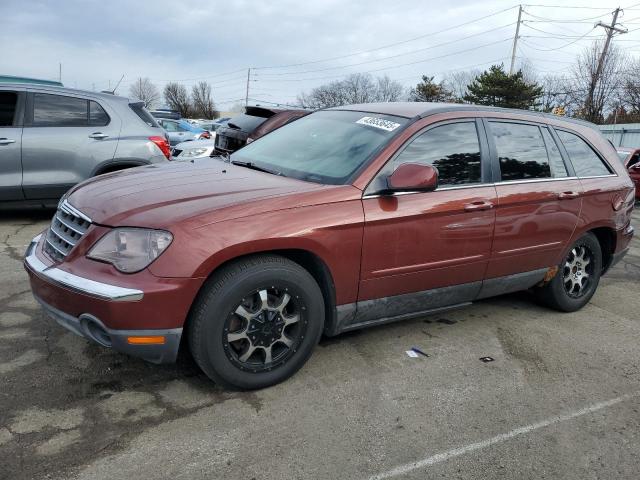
[{"x1": 600, "y1": 124, "x2": 640, "y2": 148}]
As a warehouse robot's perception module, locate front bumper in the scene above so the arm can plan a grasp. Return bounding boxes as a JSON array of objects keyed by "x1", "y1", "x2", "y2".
[
  {"x1": 34, "y1": 294, "x2": 182, "y2": 364},
  {"x1": 24, "y1": 234, "x2": 201, "y2": 364}
]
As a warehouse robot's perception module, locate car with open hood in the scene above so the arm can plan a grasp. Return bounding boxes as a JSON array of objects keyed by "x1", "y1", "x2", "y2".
[{"x1": 25, "y1": 102, "x2": 635, "y2": 389}]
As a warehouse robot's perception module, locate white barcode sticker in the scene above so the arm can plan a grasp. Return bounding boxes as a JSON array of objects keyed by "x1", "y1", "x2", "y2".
[
  {"x1": 406, "y1": 350, "x2": 419, "y2": 358},
  {"x1": 356, "y1": 116, "x2": 401, "y2": 132}
]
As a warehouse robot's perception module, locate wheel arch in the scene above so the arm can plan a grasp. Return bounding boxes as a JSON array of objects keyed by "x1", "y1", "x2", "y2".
[
  {"x1": 590, "y1": 226, "x2": 617, "y2": 274},
  {"x1": 186, "y1": 248, "x2": 338, "y2": 338}
]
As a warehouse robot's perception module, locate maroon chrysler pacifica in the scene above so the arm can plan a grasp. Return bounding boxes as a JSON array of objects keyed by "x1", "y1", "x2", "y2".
[{"x1": 25, "y1": 103, "x2": 635, "y2": 389}]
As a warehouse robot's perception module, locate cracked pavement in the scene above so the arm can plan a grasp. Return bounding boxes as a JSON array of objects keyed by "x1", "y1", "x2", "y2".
[{"x1": 0, "y1": 208, "x2": 639, "y2": 480}]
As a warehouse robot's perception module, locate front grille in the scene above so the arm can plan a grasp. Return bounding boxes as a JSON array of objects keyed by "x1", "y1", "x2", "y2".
[{"x1": 44, "y1": 200, "x2": 92, "y2": 262}]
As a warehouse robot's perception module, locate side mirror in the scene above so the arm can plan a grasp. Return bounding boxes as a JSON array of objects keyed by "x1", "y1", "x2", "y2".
[{"x1": 386, "y1": 163, "x2": 438, "y2": 193}]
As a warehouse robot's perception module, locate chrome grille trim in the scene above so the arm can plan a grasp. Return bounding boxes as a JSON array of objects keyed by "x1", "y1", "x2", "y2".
[{"x1": 43, "y1": 200, "x2": 92, "y2": 262}]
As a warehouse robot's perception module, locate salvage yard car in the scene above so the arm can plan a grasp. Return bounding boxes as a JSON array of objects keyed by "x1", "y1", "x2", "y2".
[
  {"x1": 25, "y1": 102, "x2": 635, "y2": 389},
  {"x1": 0, "y1": 84, "x2": 171, "y2": 206},
  {"x1": 214, "y1": 106, "x2": 308, "y2": 154},
  {"x1": 616, "y1": 147, "x2": 640, "y2": 199}
]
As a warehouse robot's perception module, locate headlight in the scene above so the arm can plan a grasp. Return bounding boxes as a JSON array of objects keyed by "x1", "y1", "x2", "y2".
[
  {"x1": 178, "y1": 147, "x2": 214, "y2": 158},
  {"x1": 87, "y1": 228, "x2": 173, "y2": 273}
]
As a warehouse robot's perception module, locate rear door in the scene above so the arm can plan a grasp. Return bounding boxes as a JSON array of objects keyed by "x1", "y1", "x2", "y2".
[
  {"x1": 485, "y1": 120, "x2": 582, "y2": 279},
  {"x1": 358, "y1": 119, "x2": 496, "y2": 321},
  {"x1": 0, "y1": 89, "x2": 25, "y2": 201},
  {"x1": 21, "y1": 91, "x2": 120, "y2": 199}
]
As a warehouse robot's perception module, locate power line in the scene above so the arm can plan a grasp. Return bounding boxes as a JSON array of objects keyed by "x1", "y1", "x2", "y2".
[
  {"x1": 255, "y1": 38, "x2": 513, "y2": 83},
  {"x1": 252, "y1": 5, "x2": 518, "y2": 70},
  {"x1": 519, "y1": 27, "x2": 597, "y2": 51},
  {"x1": 254, "y1": 23, "x2": 516, "y2": 78}
]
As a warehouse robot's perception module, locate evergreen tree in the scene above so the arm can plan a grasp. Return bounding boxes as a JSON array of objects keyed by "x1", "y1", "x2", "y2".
[
  {"x1": 409, "y1": 76, "x2": 453, "y2": 102},
  {"x1": 464, "y1": 65, "x2": 543, "y2": 109}
]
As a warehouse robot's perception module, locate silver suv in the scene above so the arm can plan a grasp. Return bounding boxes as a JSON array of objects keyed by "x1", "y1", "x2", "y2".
[{"x1": 0, "y1": 84, "x2": 171, "y2": 206}]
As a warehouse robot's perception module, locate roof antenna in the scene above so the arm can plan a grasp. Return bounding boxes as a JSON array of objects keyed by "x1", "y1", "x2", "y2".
[{"x1": 103, "y1": 75, "x2": 124, "y2": 95}]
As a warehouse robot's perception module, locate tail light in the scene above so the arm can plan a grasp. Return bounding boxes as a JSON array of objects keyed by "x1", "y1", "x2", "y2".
[
  {"x1": 200, "y1": 131, "x2": 211, "y2": 139},
  {"x1": 149, "y1": 136, "x2": 171, "y2": 160}
]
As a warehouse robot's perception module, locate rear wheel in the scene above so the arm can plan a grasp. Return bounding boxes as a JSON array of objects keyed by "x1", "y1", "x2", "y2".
[
  {"x1": 536, "y1": 232, "x2": 602, "y2": 312},
  {"x1": 188, "y1": 255, "x2": 324, "y2": 389}
]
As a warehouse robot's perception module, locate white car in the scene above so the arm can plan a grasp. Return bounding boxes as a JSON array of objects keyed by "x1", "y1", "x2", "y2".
[{"x1": 170, "y1": 137, "x2": 217, "y2": 160}]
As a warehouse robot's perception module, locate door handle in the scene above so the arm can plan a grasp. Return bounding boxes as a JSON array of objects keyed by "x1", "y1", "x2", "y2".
[
  {"x1": 0, "y1": 138, "x2": 16, "y2": 145},
  {"x1": 558, "y1": 191, "x2": 579, "y2": 200},
  {"x1": 88, "y1": 132, "x2": 109, "y2": 140},
  {"x1": 464, "y1": 200, "x2": 494, "y2": 212}
]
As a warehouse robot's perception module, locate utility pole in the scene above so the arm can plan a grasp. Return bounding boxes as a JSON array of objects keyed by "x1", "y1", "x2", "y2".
[
  {"x1": 58, "y1": 63, "x2": 62, "y2": 83},
  {"x1": 509, "y1": 5, "x2": 523, "y2": 75},
  {"x1": 585, "y1": 7, "x2": 627, "y2": 118},
  {"x1": 245, "y1": 68, "x2": 251, "y2": 107}
]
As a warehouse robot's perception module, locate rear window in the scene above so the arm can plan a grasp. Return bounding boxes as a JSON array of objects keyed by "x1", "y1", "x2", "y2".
[
  {"x1": 130, "y1": 103, "x2": 159, "y2": 128},
  {"x1": 225, "y1": 114, "x2": 269, "y2": 133},
  {"x1": 556, "y1": 130, "x2": 612, "y2": 177}
]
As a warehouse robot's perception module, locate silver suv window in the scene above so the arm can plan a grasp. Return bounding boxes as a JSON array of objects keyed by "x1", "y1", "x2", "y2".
[{"x1": 32, "y1": 93, "x2": 111, "y2": 128}]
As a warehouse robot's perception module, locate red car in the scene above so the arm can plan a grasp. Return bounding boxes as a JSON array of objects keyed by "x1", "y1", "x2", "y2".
[
  {"x1": 25, "y1": 103, "x2": 635, "y2": 389},
  {"x1": 616, "y1": 147, "x2": 640, "y2": 199}
]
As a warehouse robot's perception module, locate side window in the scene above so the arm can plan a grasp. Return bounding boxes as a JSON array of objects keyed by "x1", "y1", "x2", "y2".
[
  {"x1": 89, "y1": 101, "x2": 109, "y2": 126},
  {"x1": 541, "y1": 128, "x2": 568, "y2": 178},
  {"x1": 556, "y1": 130, "x2": 612, "y2": 177},
  {"x1": 0, "y1": 92, "x2": 18, "y2": 127},
  {"x1": 393, "y1": 121, "x2": 481, "y2": 186},
  {"x1": 489, "y1": 122, "x2": 551, "y2": 180},
  {"x1": 33, "y1": 94, "x2": 88, "y2": 127}
]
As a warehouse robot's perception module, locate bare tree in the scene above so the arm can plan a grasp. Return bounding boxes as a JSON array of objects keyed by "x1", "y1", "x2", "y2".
[
  {"x1": 621, "y1": 57, "x2": 640, "y2": 116},
  {"x1": 517, "y1": 59, "x2": 539, "y2": 86},
  {"x1": 163, "y1": 83, "x2": 191, "y2": 117},
  {"x1": 539, "y1": 74, "x2": 575, "y2": 113},
  {"x1": 128, "y1": 77, "x2": 160, "y2": 109},
  {"x1": 191, "y1": 81, "x2": 218, "y2": 119},
  {"x1": 376, "y1": 75, "x2": 404, "y2": 102},
  {"x1": 442, "y1": 70, "x2": 480, "y2": 102},
  {"x1": 570, "y1": 41, "x2": 625, "y2": 123},
  {"x1": 297, "y1": 73, "x2": 403, "y2": 108}
]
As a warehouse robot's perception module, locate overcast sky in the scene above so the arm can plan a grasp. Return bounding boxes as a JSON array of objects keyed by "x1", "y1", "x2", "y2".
[{"x1": 3, "y1": 0, "x2": 640, "y2": 109}]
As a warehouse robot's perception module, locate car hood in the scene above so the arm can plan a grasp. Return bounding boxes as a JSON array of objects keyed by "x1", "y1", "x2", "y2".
[{"x1": 66, "y1": 159, "x2": 348, "y2": 228}]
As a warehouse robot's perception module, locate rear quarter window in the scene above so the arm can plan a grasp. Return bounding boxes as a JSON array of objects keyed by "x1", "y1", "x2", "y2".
[{"x1": 556, "y1": 130, "x2": 612, "y2": 177}]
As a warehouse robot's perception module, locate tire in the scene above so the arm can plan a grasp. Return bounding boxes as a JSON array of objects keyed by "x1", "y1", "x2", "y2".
[
  {"x1": 536, "y1": 232, "x2": 602, "y2": 312},
  {"x1": 188, "y1": 254, "x2": 325, "y2": 390}
]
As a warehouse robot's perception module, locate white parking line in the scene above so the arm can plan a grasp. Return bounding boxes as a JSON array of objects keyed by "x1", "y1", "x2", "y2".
[{"x1": 368, "y1": 392, "x2": 638, "y2": 480}]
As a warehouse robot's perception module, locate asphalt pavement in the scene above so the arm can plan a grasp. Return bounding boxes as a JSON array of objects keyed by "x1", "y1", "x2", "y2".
[{"x1": 1, "y1": 208, "x2": 639, "y2": 480}]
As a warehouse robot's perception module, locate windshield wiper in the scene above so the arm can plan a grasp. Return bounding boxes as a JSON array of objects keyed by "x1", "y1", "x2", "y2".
[{"x1": 231, "y1": 160, "x2": 284, "y2": 176}]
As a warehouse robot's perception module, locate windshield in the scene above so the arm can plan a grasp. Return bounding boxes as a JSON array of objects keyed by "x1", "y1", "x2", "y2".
[{"x1": 231, "y1": 110, "x2": 408, "y2": 184}]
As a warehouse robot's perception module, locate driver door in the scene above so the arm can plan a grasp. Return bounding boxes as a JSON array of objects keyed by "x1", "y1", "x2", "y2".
[{"x1": 356, "y1": 119, "x2": 497, "y2": 323}]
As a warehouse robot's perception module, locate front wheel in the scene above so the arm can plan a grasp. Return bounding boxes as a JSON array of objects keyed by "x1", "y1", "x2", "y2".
[
  {"x1": 188, "y1": 255, "x2": 324, "y2": 390},
  {"x1": 536, "y1": 232, "x2": 602, "y2": 312}
]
